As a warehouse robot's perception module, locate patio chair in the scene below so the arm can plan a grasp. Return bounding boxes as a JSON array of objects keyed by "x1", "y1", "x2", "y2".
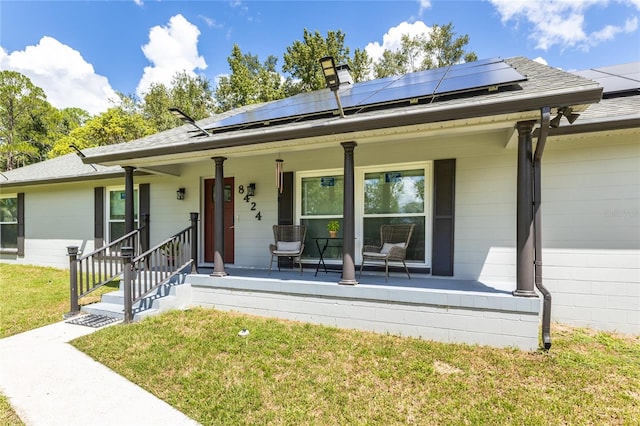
[
  {"x1": 269, "y1": 224, "x2": 307, "y2": 274},
  {"x1": 359, "y1": 223, "x2": 415, "y2": 281}
]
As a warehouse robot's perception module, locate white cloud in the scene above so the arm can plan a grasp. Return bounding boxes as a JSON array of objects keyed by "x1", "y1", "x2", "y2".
[
  {"x1": 0, "y1": 36, "x2": 117, "y2": 115},
  {"x1": 365, "y1": 21, "x2": 432, "y2": 63},
  {"x1": 489, "y1": 0, "x2": 640, "y2": 51},
  {"x1": 532, "y1": 57, "x2": 548, "y2": 66},
  {"x1": 133, "y1": 0, "x2": 143, "y2": 6},
  {"x1": 418, "y1": 0, "x2": 431, "y2": 16},
  {"x1": 136, "y1": 14, "x2": 207, "y2": 97}
]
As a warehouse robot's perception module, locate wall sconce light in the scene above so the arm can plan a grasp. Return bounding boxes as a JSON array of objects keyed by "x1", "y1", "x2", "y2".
[
  {"x1": 176, "y1": 188, "x2": 186, "y2": 200},
  {"x1": 319, "y1": 56, "x2": 345, "y2": 118},
  {"x1": 247, "y1": 183, "x2": 256, "y2": 197}
]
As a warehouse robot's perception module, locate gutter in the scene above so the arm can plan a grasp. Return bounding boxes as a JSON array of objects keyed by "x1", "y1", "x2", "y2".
[
  {"x1": 534, "y1": 106, "x2": 552, "y2": 351},
  {"x1": 82, "y1": 86, "x2": 603, "y2": 166}
]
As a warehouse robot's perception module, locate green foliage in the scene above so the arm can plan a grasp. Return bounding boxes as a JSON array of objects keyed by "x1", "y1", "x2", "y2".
[
  {"x1": 374, "y1": 23, "x2": 477, "y2": 78},
  {"x1": 215, "y1": 45, "x2": 285, "y2": 112},
  {"x1": 143, "y1": 71, "x2": 215, "y2": 130},
  {"x1": 327, "y1": 220, "x2": 340, "y2": 232},
  {"x1": 282, "y1": 29, "x2": 352, "y2": 93},
  {"x1": 0, "y1": 70, "x2": 55, "y2": 171}
]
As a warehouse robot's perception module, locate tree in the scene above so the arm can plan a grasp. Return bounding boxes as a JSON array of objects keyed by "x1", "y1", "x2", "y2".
[
  {"x1": 143, "y1": 71, "x2": 215, "y2": 130},
  {"x1": 214, "y1": 45, "x2": 285, "y2": 112},
  {"x1": 0, "y1": 71, "x2": 52, "y2": 171},
  {"x1": 282, "y1": 29, "x2": 352, "y2": 93},
  {"x1": 348, "y1": 48, "x2": 373, "y2": 83},
  {"x1": 373, "y1": 23, "x2": 477, "y2": 78},
  {"x1": 49, "y1": 101, "x2": 155, "y2": 157}
]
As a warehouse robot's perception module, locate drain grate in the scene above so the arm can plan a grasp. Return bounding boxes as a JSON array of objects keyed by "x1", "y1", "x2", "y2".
[{"x1": 66, "y1": 314, "x2": 121, "y2": 328}]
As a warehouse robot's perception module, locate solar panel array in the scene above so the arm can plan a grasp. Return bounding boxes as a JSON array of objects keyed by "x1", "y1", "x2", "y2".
[
  {"x1": 574, "y1": 62, "x2": 640, "y2": 95},
  {"x1": 208, "y1": 57, "x2": 527, "y2": 131}
]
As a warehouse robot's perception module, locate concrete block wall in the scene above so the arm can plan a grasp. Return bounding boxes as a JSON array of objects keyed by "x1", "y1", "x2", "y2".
[{"x1": 187, "y1": 275, "x2": 541, "y2": 351}]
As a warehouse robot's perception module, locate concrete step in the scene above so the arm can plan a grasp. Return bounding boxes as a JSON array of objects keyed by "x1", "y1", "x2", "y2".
[
  {"x1": 82, "y1": 274, "x2": 192, "y2": 322},
  {"x1": 82, "y1": 302, "x2": 125, "y2": 319}
]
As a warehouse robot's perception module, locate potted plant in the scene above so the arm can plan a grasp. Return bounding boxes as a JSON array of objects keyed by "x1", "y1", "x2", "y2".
[{"x1": 327, "y1": 220, "x2": 340, "y2": 238}]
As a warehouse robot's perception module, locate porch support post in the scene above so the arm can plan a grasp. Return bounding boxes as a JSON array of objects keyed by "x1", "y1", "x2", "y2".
[
  {"x1": 514, "y1": 121, "x2": 537, "y2": 297},
  {"x1": 211, "y1": 157, "x2": 228, "y2": 277},
  {"x1": 124, "y1": 166, "x2": 136, "y2": 235},
  {"x1": 190, "y1": 212, "x2": 199, "y2": 274},
  {"x1": 339, "y1": 141, "x2": 358, "y2": 285},
  {"x1": 66, "y1": 246, "x2": 80, "y2": 317}
]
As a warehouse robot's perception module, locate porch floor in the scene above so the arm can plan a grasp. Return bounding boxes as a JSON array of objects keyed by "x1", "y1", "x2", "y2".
[{"x1": 194, "y1": 265, "x2": 514, "y2": 295}]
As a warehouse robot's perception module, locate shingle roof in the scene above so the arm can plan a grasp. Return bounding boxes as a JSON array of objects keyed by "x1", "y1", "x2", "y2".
[
  {"x1": 0, "y1": 152, "x2": 123, "y2": 188},
  {"x1": 4, "y1": 56, "x2": 628, "y2": 188}
]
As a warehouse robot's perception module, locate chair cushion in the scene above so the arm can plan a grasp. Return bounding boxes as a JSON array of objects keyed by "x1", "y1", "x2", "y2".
[
  {"x1": 380, "y1": 242, "x2": 404, "y2": 254},
  {"x1": 277, "y1": 241, "x2": 301, "y2": 252}
]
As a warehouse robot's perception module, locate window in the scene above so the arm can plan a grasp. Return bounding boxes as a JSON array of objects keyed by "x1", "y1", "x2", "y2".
[
  {"x1": 107, "y1": 188, "x2": 138, "y2": 242},
  {"x1": 0, "y1": 196, "x2": 18, "y2": 250},
  {"x1": 299, "y1": 172, "x2": 343, "y2": 259},
  {"x1": 362, "y1": 166, "x2": 429, "y2": 262}
]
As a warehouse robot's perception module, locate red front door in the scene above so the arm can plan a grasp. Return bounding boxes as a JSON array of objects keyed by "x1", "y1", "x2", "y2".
[{"x1": 204, "y1": 178, "x2": 235, "y2": 264}]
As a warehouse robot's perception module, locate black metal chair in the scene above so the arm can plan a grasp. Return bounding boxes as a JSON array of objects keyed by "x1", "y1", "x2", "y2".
[
  {"x1": 360, "y1": 223, "x2": 415, "y2": 281},
  {"x1": 269, "y1": 225, "x2": 307, "y2": 274}
]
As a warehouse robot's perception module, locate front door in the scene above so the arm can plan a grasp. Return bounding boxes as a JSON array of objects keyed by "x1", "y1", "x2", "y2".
[{"x1": 204, "y1": 178, "x2": 235, "y2": 263}]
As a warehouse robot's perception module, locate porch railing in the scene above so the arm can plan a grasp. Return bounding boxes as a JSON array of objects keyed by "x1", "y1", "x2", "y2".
[
  {"x1": 67, "y1": 217, "x2": 148, "y2": 315},
  {"x1": 121, "y1": 213, "x2": 199, "y2": 322}
]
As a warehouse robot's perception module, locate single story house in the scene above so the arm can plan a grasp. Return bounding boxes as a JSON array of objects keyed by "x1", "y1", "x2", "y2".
[{"x1": 1, "y1": 57, "x2": 638, "y2": 349}]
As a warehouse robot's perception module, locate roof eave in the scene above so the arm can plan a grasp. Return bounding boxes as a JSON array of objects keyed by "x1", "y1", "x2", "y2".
[{"x1": 83, "y1": 85, "x2": 603, "y2": 166}]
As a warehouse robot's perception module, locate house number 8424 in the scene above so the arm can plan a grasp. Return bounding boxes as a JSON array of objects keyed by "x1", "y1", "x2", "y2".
[{"x1": 238, "y1": 185, "x2": 261, "y2": 220}]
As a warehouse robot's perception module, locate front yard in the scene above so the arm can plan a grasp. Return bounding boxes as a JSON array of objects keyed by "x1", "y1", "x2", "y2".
[{"x1": 1, "y1": 264, "x2": 639, "y2": 424}]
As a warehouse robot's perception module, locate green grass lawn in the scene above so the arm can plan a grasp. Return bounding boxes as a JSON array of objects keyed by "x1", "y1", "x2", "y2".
[
  {"x1": 73, "y1": 308, "x2": 640, "y2": 425},
  {"x1": 0, "y1": 263, "x2": 118, "y2": 424},
  {"x1": 1, "y1": 264, "x2": 639, "y2": 425}
]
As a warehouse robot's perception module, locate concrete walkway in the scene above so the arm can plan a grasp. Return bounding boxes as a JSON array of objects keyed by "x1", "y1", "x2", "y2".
[{"x1": 0, "y1": 320, "x2": 200, "y2": 426}]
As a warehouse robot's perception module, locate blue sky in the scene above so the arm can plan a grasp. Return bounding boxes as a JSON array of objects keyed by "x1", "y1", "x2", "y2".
[{"x1": 1, "y1": 0, "x2": 639, "y2": 115}]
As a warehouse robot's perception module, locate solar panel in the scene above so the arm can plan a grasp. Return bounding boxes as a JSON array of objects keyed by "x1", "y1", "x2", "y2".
[
  {"x1": 574, "y1": 62, "x2": 640, "y2": 95},
  {"x1": 209, "y1": 57, "x2": 527, "y2": 131}
]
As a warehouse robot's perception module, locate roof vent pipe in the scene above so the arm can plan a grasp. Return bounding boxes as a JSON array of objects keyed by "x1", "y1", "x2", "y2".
[
  {"x1": 336, "y1": 64, "x2": 354, "y2": 86},
  {"x1": 534, "y1": 106, "x2": 552, "y2": 351}
]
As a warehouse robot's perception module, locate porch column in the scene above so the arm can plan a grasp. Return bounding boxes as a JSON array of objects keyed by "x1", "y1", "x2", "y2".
[
  {"x1": 211, "y1": 157, "x2": 228, "y2": 277},
  {"x1": 514, "y1": 121, "x2": 537, "y2": 297},
  {"x1": 124, "y1": 166, "x2": 136, "y2": 234},
  {"x1": 339, "y1": 141, "x2": 358, "y2": 285}
]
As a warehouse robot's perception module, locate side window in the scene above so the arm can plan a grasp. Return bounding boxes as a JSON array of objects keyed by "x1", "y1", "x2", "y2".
[
  {"x1": 107, "y1": 188, "x2": 138, "y2": 241},
  {"x1": 0, "y1": 196, "x2": 18, "y2": 250}
]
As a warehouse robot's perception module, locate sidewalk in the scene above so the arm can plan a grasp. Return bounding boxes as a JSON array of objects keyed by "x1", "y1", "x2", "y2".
[{"x1": 0, "y1": 320, "x2": 200, "y2": 426}]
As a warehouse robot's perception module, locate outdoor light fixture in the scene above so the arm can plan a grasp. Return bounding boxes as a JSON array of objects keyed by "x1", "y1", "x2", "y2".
[
  {"x1": 247, "y1": 183, "x2": 256, "y2": 197},
  {"x1": 319, "y1": 56, "x2": 345, "y2": 118},
  {"x1": 168, "y1": 107, "x2": 211, "y2": 136},
  {"x1": 550, "y1": 107, "x2": 580, "y2": 128},
  {"x1": 176, "y1": 188, "x2": 186, "y2": 200}
]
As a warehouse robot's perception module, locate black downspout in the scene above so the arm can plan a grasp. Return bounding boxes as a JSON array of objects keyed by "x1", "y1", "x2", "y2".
[{"x1": 534, "y1": 107, "x2": 553, "y2": 351}]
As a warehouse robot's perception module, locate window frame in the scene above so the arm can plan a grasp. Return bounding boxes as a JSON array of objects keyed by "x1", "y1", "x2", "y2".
[
  {"x1": 105, "y1": 185, "x2": 139, "y2": 243},
  {"x1": 295, "y1": 161, "x2": 432, "y2": 267},
  {"x1": 0, "y1": 193, "x2": 18, "y2": 252}
]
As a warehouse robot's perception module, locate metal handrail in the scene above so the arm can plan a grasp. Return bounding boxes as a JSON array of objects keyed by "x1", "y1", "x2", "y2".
[
  {"x1": 122, "y1": 213, "x2": 199, "y2": 322},
  {"x1": 67, "y1": 225, "x2": 144, "y2": 316}
]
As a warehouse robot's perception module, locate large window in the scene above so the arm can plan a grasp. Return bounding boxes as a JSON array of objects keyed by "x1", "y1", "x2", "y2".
[
  {"x1": 0, "y1": 196, "x2": 18, "y2": 250},
  {"x1": 362, "y1": 166, "x2": 428, "y2": 262},
  {"x1": 107, "y1": 188, "x2": 138, "y2": 242},
  {"x1": 299, "y1": 172, "x2": 343, "y2": 259}
]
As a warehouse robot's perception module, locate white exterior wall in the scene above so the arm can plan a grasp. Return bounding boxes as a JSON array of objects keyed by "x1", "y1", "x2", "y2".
[
  {"x1": 3, "y1": 126, "x2": 638, "y2": 334},
  {"x1": 540, "y1": 131, "x2": 640, "y2": 334}
]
